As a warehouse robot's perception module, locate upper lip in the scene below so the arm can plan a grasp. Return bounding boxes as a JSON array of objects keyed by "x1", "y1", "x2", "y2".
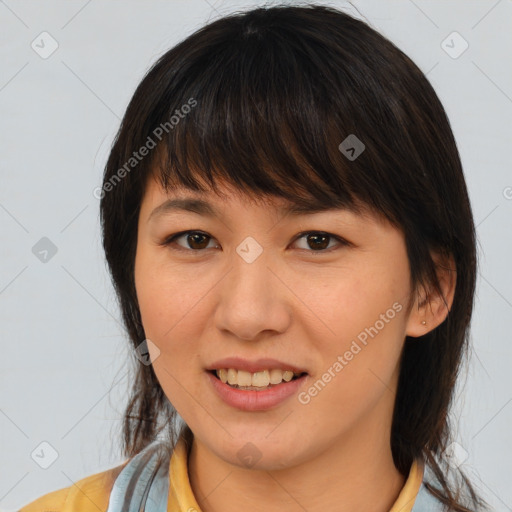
[{"x1": 206, "y1": 357, "x2": 308, "y2": 374}]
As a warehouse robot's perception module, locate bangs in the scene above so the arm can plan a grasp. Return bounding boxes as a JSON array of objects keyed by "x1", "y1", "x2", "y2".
[{"x1": 143, "y1": 21, "x2": 396, "y2": 221}]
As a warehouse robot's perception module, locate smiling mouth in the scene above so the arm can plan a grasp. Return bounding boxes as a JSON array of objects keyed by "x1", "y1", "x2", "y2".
[{"x1": 208, "y1": 369, "x2": 307, "y2": 390}]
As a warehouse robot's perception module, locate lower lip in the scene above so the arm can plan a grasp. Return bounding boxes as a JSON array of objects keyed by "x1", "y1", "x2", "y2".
[{"x1": 206, "y1": 371, "x2": 308, "y2": 411}]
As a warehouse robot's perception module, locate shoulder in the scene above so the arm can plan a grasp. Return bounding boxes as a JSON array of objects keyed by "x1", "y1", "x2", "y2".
[
  {"x1": 412, "y1": 464, "x2": 447, "y2": 512},
  {"x1": 413, "y1": 481, "x2": 446, "y2": 511},
  {"x1": 18, "y1": 461, "x2": 128, "y2": 512}
]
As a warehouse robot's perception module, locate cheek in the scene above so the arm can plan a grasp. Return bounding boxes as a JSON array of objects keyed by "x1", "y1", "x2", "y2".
[
  {"x1": 296, "y1": 295, "x2": 406, "y2": 439},
  {"x1": 135, "y1": 247, "x2": 206, "y2": 342},
  {"x1": 295, "y1": 260, "x2": 408, "y2": 345},
  {"x1": 293, "y1": 262, "x2": 407, "y2": 405},
  {"x1": 134, "y1": 250, "x2": 210, "y2": 412}
]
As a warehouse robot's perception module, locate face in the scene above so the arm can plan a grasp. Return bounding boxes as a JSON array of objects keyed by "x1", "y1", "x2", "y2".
[{"x1": 134, "y1": 173, "x2": 420, "y2": 470}]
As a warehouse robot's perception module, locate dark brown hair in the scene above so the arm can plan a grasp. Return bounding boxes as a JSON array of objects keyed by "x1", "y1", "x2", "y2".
[{"x1": 100, "y1": 4, "x2": 488, "y2": 510}]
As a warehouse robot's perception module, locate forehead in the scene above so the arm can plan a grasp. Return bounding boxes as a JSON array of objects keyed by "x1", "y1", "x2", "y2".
[{"x1": 143, "y1": 175, "x2": 381, "y2": 226}]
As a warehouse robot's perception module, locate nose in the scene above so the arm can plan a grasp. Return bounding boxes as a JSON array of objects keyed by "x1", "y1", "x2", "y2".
[{"x1": 213, "y1": 250, "x2": 292, "y2": 341}]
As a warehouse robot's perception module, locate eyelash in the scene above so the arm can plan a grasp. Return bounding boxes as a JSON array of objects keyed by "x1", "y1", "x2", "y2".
[{"x1": 159, "y1": 230, "x2": 350, "y2": 255}]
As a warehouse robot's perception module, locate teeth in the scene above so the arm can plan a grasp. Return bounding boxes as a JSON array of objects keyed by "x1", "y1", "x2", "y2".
[
  {"x1": 227, "y1": 369, "x2": 237, "y2": 385},
  {"x1": 237, "y1": 370, "x2": 252, "y2": 387},
  {"x1": 252, "y1": 370, "x2": 270, "y2": 387},
  {"x1": 215, "y1": 368, "x2": 301, "y2": 388}
]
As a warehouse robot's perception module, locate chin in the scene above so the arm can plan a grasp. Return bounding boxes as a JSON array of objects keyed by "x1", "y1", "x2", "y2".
[{"x1": 215, "y1": 434, "x2": 307, "y2": 471}]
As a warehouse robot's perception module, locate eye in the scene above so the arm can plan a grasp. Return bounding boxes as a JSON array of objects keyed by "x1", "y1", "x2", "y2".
[
  {"x1": 161, "y1": 230, "x2": 219, "y2": 251},
  {"x1": 161, "y1": 230, "x2": 349, "y2": 253},
  {"x1": 292, "y1": 231, "x2": 349, "y2": 253}
]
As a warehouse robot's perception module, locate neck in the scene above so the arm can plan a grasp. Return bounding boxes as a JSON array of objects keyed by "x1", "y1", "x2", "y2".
[{"x1": 188, "y1": 401, "x2": 408, "y2": 512}]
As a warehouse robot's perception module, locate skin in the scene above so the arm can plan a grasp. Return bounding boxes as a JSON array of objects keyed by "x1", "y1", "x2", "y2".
[{"x1": 134, "y1": 173, "x2": 456, "y2": 512}]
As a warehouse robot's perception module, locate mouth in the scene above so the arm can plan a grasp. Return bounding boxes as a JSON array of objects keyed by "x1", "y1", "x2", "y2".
[{"x1": 207, "y1": 368, "x2": 308, "y2": 391}]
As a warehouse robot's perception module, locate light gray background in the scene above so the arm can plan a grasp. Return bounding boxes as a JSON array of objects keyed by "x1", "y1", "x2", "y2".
[{"x1": 1, "y1": 1, "x2": 511, "y2": 510}]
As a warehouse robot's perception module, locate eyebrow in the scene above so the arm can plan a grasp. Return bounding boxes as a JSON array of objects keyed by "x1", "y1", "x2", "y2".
[{"x1": 147, "y1": 197, "x2": 349, "y2": 223}]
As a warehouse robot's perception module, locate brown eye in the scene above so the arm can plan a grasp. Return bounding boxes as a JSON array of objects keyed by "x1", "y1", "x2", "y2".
[
  {"x1": 162, "y1": 231, "x2": 218, "y2": 251},
  {"x1": 161, "y1": 230, "x2": 348, "y2": 254},
  {"x1": 293, "y1": 231, "x2": 347, "y2": 252},
  {"x1": 183, "y1": 232, "x2": 211, "y2": 250},
  {"x1": 305, "y1": 233, "x2": 330, "y2": 250}
]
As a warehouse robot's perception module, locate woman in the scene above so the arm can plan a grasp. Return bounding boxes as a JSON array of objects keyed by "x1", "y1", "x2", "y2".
[{"x1": 19, "y1": 3, "x2": 489, "y2": 511}]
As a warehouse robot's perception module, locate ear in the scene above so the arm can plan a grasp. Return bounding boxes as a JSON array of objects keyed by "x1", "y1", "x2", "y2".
[{"x1": 405, "y1": 250, "x2": 457, "y2": 338}]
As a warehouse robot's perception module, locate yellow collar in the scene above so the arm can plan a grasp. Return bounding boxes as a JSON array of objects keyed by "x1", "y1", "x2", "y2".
[{"x1": 167, "y1": 436, "x2": 424, "y2": 512}]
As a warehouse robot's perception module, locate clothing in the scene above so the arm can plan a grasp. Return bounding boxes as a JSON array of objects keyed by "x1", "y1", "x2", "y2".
[{"x1": 18, "y1": 434, "x2": 444, "y2": 512}]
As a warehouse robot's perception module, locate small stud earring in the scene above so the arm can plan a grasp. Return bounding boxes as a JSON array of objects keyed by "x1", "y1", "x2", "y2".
[{"x1": 421, "y1": 320, "x2": 427, "y2": 325}]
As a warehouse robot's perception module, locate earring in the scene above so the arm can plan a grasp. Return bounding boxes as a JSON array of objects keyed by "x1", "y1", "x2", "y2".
[{"x1": 421, "y1": 320, "x2": 427, "y2": 326}]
